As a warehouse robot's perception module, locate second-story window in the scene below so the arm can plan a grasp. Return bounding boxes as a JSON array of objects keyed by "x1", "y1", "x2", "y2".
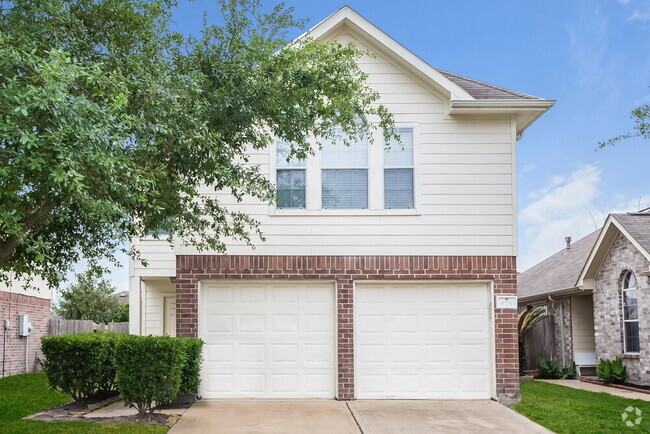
[
  {"x1": 321, "y1": 129, "x2": 368, "y2": 209},
  {"x1": 384, "y1": 128, "x2": 414, "y2": 209},
  {"x1": 276, "y1": 140, "x2": 305, "y2": 208}
]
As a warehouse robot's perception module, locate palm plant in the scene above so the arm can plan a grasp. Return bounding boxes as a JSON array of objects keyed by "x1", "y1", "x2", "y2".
[
  {"x1": 518, "y1": 306, "x2": 549, "y2": 336},
  {"x1": 518, "y1": 306, "x2": 549, "y2": 374}
]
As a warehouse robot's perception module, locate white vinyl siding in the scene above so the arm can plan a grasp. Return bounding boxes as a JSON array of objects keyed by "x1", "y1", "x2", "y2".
[
  {"x1": 133, "y1": 30, "x2": 518, "y2": 260},
  {"x1": 142, "y1": 279, "x2": 176, "y2": 336}
]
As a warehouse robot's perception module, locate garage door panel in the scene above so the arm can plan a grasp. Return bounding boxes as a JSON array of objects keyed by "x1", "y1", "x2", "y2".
[
  {"x1": 356, "y1": 283, "x2": 492, "y2": 399},
  {"x1": 200, "y1": 282, "x2": 336, "y2": 398}
]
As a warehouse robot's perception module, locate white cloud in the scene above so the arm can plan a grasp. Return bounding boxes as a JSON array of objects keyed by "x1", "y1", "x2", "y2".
[
  {"x1": 520, "y1": 165, "x2": 603, "y2": 272},
  {"x1": 618, "y1": 0, "x2": 632, "y2": 5},
  {"x1": 630, "y1": 8, "x2": 650, "y2": 21},
  {"x1": 518, "y1": 164, "x2": 649, "y2": 271}
]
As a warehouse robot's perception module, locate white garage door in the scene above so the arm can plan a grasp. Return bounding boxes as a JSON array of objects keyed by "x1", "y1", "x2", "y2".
[
  {"x1": 200, "y1": 281, "x2": 336, "y2": 398},
  {"x1": 356, "y1": 282, "x2": 492, "y2": 399}
]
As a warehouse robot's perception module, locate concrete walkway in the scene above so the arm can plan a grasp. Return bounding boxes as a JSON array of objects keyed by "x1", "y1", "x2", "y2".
[
  {"x1": 169, "y1": 399, "x2": 550, "y2": 433},
  {"x1": 538, "y1": 379, "x2": 650, "y2": 401}
]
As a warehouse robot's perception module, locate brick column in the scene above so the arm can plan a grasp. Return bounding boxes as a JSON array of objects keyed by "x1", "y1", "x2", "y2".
[{"x1": 336, "y1": 278, "x2": 354, "y2": 399}]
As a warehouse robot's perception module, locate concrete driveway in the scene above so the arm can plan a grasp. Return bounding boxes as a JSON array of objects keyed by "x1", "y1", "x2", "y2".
[{"x1": 170, "y1": 399, "x2": 550, "y2": 433}]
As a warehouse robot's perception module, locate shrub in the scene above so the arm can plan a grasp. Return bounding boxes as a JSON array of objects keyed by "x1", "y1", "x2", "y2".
[
  {"x1": 179, "y1": 338, "x2": 204, "y2": 396},
  {"x1": 539, "y1": 358, "x2": 576, "y2": 379},
  {"x1": 597, "y1": 357, "x2": 627, "y2": 384},
  {"x1": 41, "y1": 333, "x2": 121, "y2": 402},
  {"x1": 114, "y1": 335, "x2": 187, "y2": 415}
]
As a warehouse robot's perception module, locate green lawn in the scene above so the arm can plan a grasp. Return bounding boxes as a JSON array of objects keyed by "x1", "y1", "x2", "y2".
[
  {"x1": 516, "y1": 381, "x2": 650, "y2": 433},
  {"x1": 0, "y1": 373, "x2": 167, "y2": 433}
]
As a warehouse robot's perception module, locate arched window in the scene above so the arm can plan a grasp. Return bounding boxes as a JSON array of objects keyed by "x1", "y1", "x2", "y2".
[{"x1": 622, "y1": 271, "x2": 640, "y2": 353}]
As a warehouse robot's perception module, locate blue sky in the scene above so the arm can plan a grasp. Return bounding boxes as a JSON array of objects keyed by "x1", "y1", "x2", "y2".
[{"x1": 79, "y1": 0, "x2": 650, "y2": 291}]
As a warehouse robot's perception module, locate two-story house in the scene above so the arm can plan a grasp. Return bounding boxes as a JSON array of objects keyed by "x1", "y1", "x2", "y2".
[{"x1": 129, "y1": 7, "x2": 554, "y2": 403}]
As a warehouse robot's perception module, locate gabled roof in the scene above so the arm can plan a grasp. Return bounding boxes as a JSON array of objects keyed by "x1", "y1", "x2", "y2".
[
  {"x1": 302, "y1": 7, "x2": 554, "y2": 138},
  {"x1": 577, "y1": 210, "x2": 650, "y2": 287},
  {"x1": 613, "y1": 211, "x2": 650, "y2": 256},
  {"x1": 518, "y1": 230, "x2": 600, "y2": 302},
  {"x1": 436, "y1": 69, "x2": 541, "y2": 100},
  {"x1": 519, "y1": 210, "x2": 650, "y2": 301}
]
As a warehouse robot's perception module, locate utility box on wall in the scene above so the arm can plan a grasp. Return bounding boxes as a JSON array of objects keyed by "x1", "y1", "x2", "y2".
[{"x1": 18, "y1": 314, "x2": 32, "y2": 337}]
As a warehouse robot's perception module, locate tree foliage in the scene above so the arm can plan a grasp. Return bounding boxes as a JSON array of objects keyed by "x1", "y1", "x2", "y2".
[
  {"x1": 0, "y1": 0, "x2": 394, "y2": 287},
  {"x1": 53, "y1": 271, "x2": 123, "y2": 323},
  {"x1": 598, "y1": 101, "x2": 649, "y2": 148}
]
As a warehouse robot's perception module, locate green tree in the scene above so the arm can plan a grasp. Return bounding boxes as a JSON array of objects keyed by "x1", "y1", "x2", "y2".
[
  {"x1": 598, "y1": 100, "x2": 649, "y2": 148},
  {"x1": 116, "y1": 303, "x2": 129, "y2": 323},
  {"x1": 53, "y1": 271, "x2": 123, "y2": 323},
  {"x1": 0, "y1": 0, "x2": 394, "y2": 287}
]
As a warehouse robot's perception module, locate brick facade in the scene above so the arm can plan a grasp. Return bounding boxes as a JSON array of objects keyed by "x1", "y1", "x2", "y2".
[
  {"x1": 0, "y1": 291, "x2": 50, "y2": 377},
  {"x1": 175, "y1": 255, "x2": 519, "y2": 401},
  {"x1": 594, "y1": 233, "x2": 650, "y2": 385}
]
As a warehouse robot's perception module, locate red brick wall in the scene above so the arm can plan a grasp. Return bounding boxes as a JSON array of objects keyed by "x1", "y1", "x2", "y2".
[
  {"x1": 0, "y1": 291, "x2": 50, "y2": 377},
  {"x1": 175, "y1": 255, "x2": 518, "y2": 401}
]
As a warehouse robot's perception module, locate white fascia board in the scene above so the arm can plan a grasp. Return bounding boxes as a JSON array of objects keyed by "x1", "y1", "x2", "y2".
[
  {"x1": 298, "y1": 6, "x2": 474, "y2": 101},
  {"x1": 450, "y1": 99, "x2": 555, "y2": 138},
  {"x1": 576, "y1": 215, "x2": 650, "y2": 288},
  {"x1": 449, "y1": 99, "x2": 556, "y2": 111}
]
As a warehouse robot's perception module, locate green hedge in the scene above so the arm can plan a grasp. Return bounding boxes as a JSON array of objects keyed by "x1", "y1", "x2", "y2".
[
  {"x1": 41, "y1": 333, "x2": 120, "y2": 402},
  {"x1": 180, "y1": 338, "x2": 203, "y2": 395},
  {"x1": 115, "y1": 335, "x2": 186, "y2": 415},
  {"x1": 41, "y1": 333, "x2": 204, "y2": 411}
]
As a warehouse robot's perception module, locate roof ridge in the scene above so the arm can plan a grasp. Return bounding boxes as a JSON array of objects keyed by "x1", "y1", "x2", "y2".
[{"x1": 436, "y1": 68, "x2": 540, "y2": 100}]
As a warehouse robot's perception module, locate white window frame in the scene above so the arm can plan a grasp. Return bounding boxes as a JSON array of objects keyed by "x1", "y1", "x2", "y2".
[
  {"x1": 275, "y1": 140, "x2": 307, "y2": 209},
  {"x1": 269, "y1": 123, "x2": 420, "y2": 216},
  {"x1": 383, "y1": 127, "x2": 416, "y2": 210},
  {"x1": 622, "y1": 270, "x2": 640, "y2": 354}
]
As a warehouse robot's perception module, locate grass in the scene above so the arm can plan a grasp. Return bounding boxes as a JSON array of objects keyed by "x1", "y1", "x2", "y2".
[
  {"x1": 516, "y1": 380, "x2": 650, "y2": 433},
  {"x1": 0, "y1": 373, "x2": 167, "y2": 433}
]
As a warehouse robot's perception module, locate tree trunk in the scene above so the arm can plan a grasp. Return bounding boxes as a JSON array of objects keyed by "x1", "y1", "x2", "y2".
[{"x1": 0, "y1": 201, "x2": 56, "y2": 268}]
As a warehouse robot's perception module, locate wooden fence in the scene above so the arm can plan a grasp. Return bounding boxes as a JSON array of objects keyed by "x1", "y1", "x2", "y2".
[
  {"x1": 49, "y1": 317, "x2": 129, "y2": 336},
  {"x1": 522, "y1": 314, "x2": 555, "y2": 370}
]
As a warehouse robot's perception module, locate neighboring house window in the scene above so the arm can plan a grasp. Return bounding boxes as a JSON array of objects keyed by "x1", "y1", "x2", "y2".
[
  {"x1": 321, "y1": 129, "x2": 368, "y2": 209},
  {"x1": 622, "y1": 270, "x2": 640, "y2": 353},
  {"x1": 384, "y1": 128, "x2": 414, "y2": 209},
  {"x1": 276, "y1": 140, "x2": 305, "y2": 208}
]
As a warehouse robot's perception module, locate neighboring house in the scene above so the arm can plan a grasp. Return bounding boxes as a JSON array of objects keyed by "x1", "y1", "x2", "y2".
[
  {"x1": 115, "y1": 290, "x2": 129, "y2": 304},
  {"x1": 0, "y1": 274, "x2": 52, "y2": 377},
  {"x1": 130, "y1": 6, "x2": 554, "y2": 402},
  {"x1": 518, "y1": 210, "x2": 650, "y2": 383}
]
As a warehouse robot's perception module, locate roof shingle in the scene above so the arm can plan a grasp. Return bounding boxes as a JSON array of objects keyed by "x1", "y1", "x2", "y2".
[
  {"x1": 437, "y1": 69, "x2": 541, "y2": 100},
  {"x1": 518, "y1": 230, "x2": 600, "y2": 300}
]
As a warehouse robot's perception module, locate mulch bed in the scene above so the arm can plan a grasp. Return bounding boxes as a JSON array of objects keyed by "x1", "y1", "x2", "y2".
[
  {"x1": 580, "y1": 377, "x2": 650, "y2": 395},
  {"x1": 24, "y1": 394, "x2": 190, "y2": 426}
]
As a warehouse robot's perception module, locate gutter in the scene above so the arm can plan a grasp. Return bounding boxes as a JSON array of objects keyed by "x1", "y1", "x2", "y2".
[
  {"x1": 449, "y1": 99, "x2": 556, "y2": 111},
  {"x1": 518, "y1": 285, "x2": 588, "y2": 304}
]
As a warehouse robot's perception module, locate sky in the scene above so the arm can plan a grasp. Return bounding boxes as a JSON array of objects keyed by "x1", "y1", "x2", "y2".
[{"x1": 71, "y1": 0, "x2": 650, "y2": 292}]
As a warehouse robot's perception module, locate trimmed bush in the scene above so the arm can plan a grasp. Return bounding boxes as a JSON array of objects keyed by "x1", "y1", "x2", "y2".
[
  {"x1": 41, "y1": 332, "x2": 121, "y2": 402},
  {"x1": 179, "y1": 338, "x2": 204, "y2": 395},
  {"x1": 114, "y1": 335, "x2": 187, "y2": 415}
]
